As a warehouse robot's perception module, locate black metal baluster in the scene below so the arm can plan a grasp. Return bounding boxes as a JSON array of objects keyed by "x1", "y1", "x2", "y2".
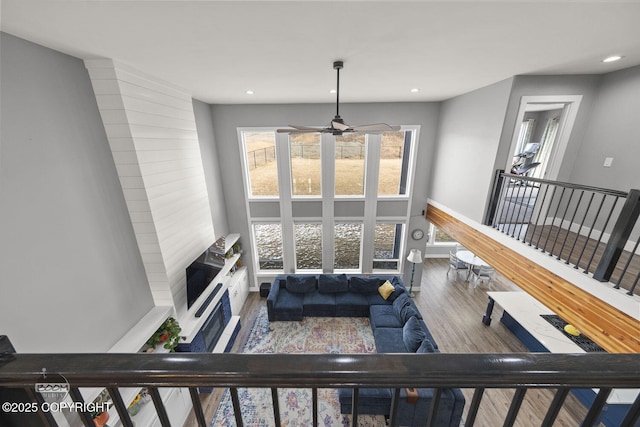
[
  {"x1": 529, "y1": 182, "x2": 551, "y2": 247},
  {"x1": 351, "y1": 388, "x2": 359, "y2": 426},
  {"x1": 626, "y1": 269, "x2": 640, "y2": 295},
  {"x1": 550, "y1": 188, "x2": 575, "y2": 258},
  {"x1": 465, "y1": 387, "x2": 484, "y2": 427},
  {"x1": 25, "y1": 386, "x2": 57, "y2": 427},
  {"x1": 426, "y1": 388, "x2": 442, "y2": 427},
  {"x1": 585, "y1": 197, "x2": 620, "y2": 274},
  {"x1": 496, "y1": 178, "x2": 514, "y2": 233},
  {"x1": 68, "y1": 387, "x2": 94, "y2": 427},
  {"x1": 558, "y1": 190, "x2": 585, "y2": 260},
  {"x1": 620, "y1": 389, "x2": 640, "y2": 427},
  {"x1": 503, "y1": 388, "x2": 526, "y2": 427},
  {"x1": 567, "y1": 192, "x2": 595, "y2": 266},
  {"x1": 508, "y1": 181, "x2": 524, "y2": 237},
  {"x1": 389, "y1": 388, "x2": 401, "y2": 427},
  {"x1": 541, "y1": 387, "x2": 569, "y2": 427},
  {"x1": 189, "y1": 387, "x2": 207, "y2": 427},
  {"x1": 148, "y1": 387, "x2": 171, "y2": 427},
  {"x1": 535, "y1": 185, "x2": 558, "y2": 250},
  {"x1": 576, "y1": 193, "x2": 607, "y2": 271},
  {"x1": 230, "y1": 387, "x2": 244, "y2": 427},
  {"x1": 312, "y1": 388, "x2": 318, "y2": 427},
  {"x1": 614, "y1": 234, "x2": 640, "y2": 289},
  {"x1": 493, "y1": 175, "x2": 511, "y2": 231},
  {"x1": 582, "y1": 388, "x2": 611, "y2": 427},
  {"x1": 271, "y1": 388, "x2": 281, "y2": 426},
  {"x1": 542, "y1": 187, "x2": 566, "y2": 253},
  {"x1": 521, "y1": 181, "x2": 537, "y2": 242},
  {"x1": 107, "y1": 387, "x2": 134, "y2": 427}
]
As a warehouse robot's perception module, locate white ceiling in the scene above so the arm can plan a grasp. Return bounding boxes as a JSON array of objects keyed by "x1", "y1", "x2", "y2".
[{"x1": 2, "y1": 1, "x2": 640, "y2": 104}]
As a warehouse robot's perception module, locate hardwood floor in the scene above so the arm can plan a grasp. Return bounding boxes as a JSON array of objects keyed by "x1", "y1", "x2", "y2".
[{"x1": 183, "y1": 260, "x2": 594, "y2": 426}]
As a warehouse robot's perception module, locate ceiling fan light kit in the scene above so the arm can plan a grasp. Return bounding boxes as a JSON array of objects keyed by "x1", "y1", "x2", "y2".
[{"x1": 277, "y1": 61, "x2": 400, "y2": 136}]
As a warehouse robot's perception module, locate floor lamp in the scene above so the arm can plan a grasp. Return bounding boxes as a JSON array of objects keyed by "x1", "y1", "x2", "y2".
[{"x1": 406, "y1": 248, "x2": 423, "y2": 298}]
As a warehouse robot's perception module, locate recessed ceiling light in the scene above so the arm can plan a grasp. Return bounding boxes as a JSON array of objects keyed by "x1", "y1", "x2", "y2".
[
  {"x1": 245, "y1": 90, "x2": 255, "y2": 95},
  {"x1": 329, "y1": 89, "x2": 337, "y2": 94},
  {"x1": 410, "y1": 88, "x2": 420, "y2": 93},
  {"x1": 602, "y1": 55, "x2": 623, "y2": 63}
]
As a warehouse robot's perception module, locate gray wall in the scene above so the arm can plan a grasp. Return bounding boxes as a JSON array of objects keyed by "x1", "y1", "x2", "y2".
[
  {"x1": 208, "y1": 103, "x2": 439, "y2": 284},
  {"x1": 0, "y1": 33, "x2": 154, "y2": 352},
  {"x1": 495, "y1": 74, "x2": 601, "y2": 183},
  {"x1": 428, "y1": 78, "x2": 514, "y2": 221},
  {"x1": 568, "y1": 65, "x2": 640, "y2": 191},
  {"x1": 193, "y1": 99, "x2": 229, "y2": 239}
]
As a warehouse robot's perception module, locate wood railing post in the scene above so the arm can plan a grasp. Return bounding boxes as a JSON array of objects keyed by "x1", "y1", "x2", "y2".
[
  {"x1": 593, "y1": 189, "x2": 640, "y2": 282},
  {"x1": 483, "y1": 169, "x2": 505, "y2": 226}
]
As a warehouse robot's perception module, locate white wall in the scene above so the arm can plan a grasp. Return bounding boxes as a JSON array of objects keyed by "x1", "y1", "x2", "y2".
[
  {"x1": 84, "y1": 60, "x2": 216, "y2": 323},
  {"x1": 428, "y1": 78, "x2": 513, "y2": 222},
  {"x1": 0, "y1": 33, "x2": 154, "y2": 352}
]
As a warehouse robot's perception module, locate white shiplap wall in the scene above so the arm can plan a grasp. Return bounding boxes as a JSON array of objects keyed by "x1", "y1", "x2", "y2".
[{"x1": 85, "y1": 59, "x2": 215, "y2": 322}]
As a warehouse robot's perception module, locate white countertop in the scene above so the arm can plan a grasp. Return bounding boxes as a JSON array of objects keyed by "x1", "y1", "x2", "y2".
[{"x1": 488, "y1": 291, "x2": 638, "y2": 405}]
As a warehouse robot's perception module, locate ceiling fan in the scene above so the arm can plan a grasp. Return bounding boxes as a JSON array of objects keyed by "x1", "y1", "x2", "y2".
[{"x1": 277, "y1": 61, "x2": 401, "y2": 136}]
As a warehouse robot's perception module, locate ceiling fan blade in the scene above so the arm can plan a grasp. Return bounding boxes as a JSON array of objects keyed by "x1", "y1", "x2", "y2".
[
  {"x1": 351, "y1": 123, "x2": 401, "y2": 133},
  {"x1": 277, "y1": 128, "x2": 325, "y2": 134},
  {"x1": 331, "y1": 120, "x2": 350, "y2": 131}
]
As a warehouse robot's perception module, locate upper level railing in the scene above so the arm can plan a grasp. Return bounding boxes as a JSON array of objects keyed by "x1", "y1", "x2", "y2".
[
  {"x1": 485, "y1": 171, "x2": 640, "y2": 296},
  {"x1": 1, "y1": 351, "x2": 640, "y2": 427}
]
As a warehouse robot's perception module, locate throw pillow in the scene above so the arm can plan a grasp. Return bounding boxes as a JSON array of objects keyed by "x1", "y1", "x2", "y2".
[
  {"x1": 416, "y1": 338, "x2": 436, "y2": 353},
  {"x1": 318, "y1": 274, "x2": 348, "y2": 294},
  {"x1": 403, "y1": 316, "x2": 427, "y2": 353},
  {"x1": 285, "y1": 275, "x2": 316, "y2": 293},
  {"x1": 387, "y1": 285, "x2": 405, "y2": 302},
  {"x1": 349, "y1": 276, "x2": 382, "y2": 294},
  {"x1": 377, "y1": 280, "x2": 395, "y2": 300}
]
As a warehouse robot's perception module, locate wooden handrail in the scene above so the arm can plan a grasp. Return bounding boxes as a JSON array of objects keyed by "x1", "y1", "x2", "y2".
[
  {"x1": 427, "y1": 202, "x2": 640, "y2": 353},
  {"x1": 2, "y1": 352, "x2": 640, "y2": 389}
]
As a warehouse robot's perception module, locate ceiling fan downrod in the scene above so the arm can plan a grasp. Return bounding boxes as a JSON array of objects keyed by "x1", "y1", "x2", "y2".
[{"x1": 333, "y1": 60, "x2": 344, "y2": 124}]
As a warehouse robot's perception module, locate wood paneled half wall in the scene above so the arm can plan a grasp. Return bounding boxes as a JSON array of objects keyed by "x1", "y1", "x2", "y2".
[{"x1": 426, "y1": 203, "x2": 640, "y2": 354}]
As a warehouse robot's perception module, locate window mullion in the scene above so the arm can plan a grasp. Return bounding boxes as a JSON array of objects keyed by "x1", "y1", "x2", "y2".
[
  {"x1": 362, "y1": 134, "x2": 381, "y2": 273},
  {"x1": 321, "y1": 133, "x2": 335, "y2": 272},
  {"x1": 276, "y1": 132, "x2": 295, "y2": 273}
]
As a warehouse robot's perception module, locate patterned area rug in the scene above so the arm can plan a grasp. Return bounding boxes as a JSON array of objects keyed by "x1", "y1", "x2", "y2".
[{"x1": 210, "y1": 306, "x2": 386, "y2": 426}]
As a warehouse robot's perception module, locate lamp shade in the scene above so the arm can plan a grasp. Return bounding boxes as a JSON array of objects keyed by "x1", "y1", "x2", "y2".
[{"x1": 406, "y1": 248, "x2": 422, "y2": 264}]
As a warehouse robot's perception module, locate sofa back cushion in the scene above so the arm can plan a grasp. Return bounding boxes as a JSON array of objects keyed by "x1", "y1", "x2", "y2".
[
  {"x1": 393, "y1": 294, "x2": 422, "y2": 324},
  {"x1": 349, "y1": 276, "x2": 383, "y2": 294},
  {"x1": 318, "y1": 274, "x2": 349, "y2": 294},
  {"x1": 416, "y1": 338, "x2": 437, "y2": 353},
  {"x1": 286, "y1": 275, "x2": 317, "y2": 293},
  {"x1": 403, "y1": 316, "x2": 428, "y2": 352}
]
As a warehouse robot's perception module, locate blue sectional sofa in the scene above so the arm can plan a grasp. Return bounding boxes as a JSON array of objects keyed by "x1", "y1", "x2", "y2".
[{"x1": 266, "y1": 274, "x2": 465, "y2": 427}]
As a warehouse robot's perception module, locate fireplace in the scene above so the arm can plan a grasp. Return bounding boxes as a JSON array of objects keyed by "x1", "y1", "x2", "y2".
[{"x1": 201, "y1": 300, "x2": 225, "y2": 353}]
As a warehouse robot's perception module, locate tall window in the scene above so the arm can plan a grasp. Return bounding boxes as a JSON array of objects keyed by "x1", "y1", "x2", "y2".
[
  {"x1": 335, "y1": 134, "x2": 366, "y2": 196},
  {"x1": 253, "y1": 224, "x2": 283, "y2": 270},
  {"x1": 291, "y1": 134, "x2": 321, "y2": 197},
  {"x1": 294, "y1": 223, "x2": 323, "y2": 270},
  {"x1": 242, "y1": 131, "x2": 279, "y2": 197},
  {"x1": 334, "y1": 223, "x2": 362, "y2": 270},
  {"x1": 373, "y1": 223, "x2": 403, "y2": 270},
  {"x1": 378, "y1": 131, "x2": 411, "y2": 196}
]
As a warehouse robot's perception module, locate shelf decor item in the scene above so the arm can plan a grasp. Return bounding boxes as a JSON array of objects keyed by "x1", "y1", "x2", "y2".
[
  {"x1": 127, "y1": 388, "x2": 151, "y2": 416},
  {"x1": 145, "y1": 317, "x2": 182, "y2": 352}
]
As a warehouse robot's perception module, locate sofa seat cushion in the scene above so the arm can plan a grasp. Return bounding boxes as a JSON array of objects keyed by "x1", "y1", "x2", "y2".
[
  {"x1": 338, "y1": 387, "x2": 392, "y2": 415},
  {"x1": 369, "y1": 305, "x2": 403, "y2": 330},
  {"x1": 273, "y1": 289, "x2": 304, "y2": 320},
  {"x1": 373, "y1": 327, "x2": 408, "y2": 353},
  {"x1": 303, "y1": 292, "x2": 336, "y2": 317},
  {"x1": 335, "y1": 292, "x2": 370, "y2": 317},
  {"x1": 367, "y1": 292, "x2": 394, "y2": 306}
]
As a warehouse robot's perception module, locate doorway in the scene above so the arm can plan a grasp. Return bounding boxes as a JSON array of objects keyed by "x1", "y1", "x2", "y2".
[{"x1": 497, "y1": 95, "x2": 582, "y2": 238}]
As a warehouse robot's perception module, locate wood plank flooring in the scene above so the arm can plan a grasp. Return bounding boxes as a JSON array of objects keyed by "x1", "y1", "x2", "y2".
[{"x1": 183, "y1": 260, "x2": 595, "y2": 426}]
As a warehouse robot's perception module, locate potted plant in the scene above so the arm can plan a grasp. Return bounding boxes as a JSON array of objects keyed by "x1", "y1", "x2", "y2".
[{"x1": 145, "y1": 317, "x2": 182, "y2": 352}]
